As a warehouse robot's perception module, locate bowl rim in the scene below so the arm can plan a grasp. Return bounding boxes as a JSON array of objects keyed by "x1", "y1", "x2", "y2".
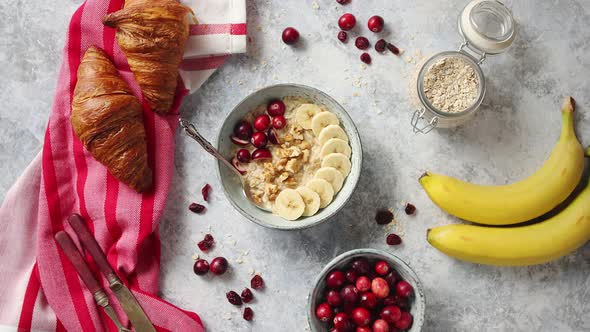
[
  {"x1": 215, "y1": 83, "x2": 363, "y2": 231},
  {"x1": 307, "y1": 248, "x2": 426, "y2": 331}
]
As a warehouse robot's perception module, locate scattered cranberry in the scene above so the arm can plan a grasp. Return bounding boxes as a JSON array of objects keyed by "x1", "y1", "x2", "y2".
[
  {"x1": 340, "y1": 284, "x2": 359, "y2": 304},
  {"x1": 236, "y1": 149, "x2": 251, "y2": 163},
  {"x1": 371, "y1": 277, "x2": 390, "y2": 298},
  {"x1": 338, "y1": 13, "x2": 356, "y2": 31},
  {"x1": 345, "y1": 270, "x2": 358, "y2": 283},
  {"x1": 210, "y1": 257, "x2": 228, "y2": 275},
  {"x1": 335, "y1": 0, "x2": 350, "y2": 4},
  {"x1": 251, "y1": 132, "x2": 268, "y2": 148},
  {"x1": 375, "y1": 39, "x2": 387, "y2": 52},
  {"x1": 253, "y1": 114, "x2": 271, "y2": 132},
  {"x1": 230, "y1": 135, "x2": 249, "y2": 146},
  {"x1": 337, "y1": 31, "x2": 348, "y2": 42},
  {"x1": 251, "y1": 148, "x2": 272, "y2": 161},
  {"x1": 241, "y1": 288, "x2": 254, "y2": 303},
  {"x1": 243, "y1": 307, "x2": 254, "y2": 321},
  {"x1": 386, "y1": 233, "x2": 402, "y2": 246},
  {"x1": 316, "y1": 302, "x2": 333, "y2": 322},
  {"x1": 272, "y1": 115, "x2": 286, "y2": 129},
  {"x1": 380, "y1": 305, "x2": 402, "y2": 323},
  {"x1": 282, "y1": 27, "x2": 300, "y2": 45},
  {"x1": 226, "y1": 290, "x2": 242, "y2": 305},
  {"x1": 395, "y1": 280, "x2": 413, "y2": 298},
  {"x1": 351, "y1": 258, "x2": 371, "y2": 275},
  {"x1": 375, "y1": 261, "x2": 390, "y2": 276},
  {"x1": 201, "y1": 184, "x2": 211, "y2": 202},
  {"x1": 395, "y1": 312, "x2": 413, "y2": 330},
  {"x1": 234, "y1": 120, "x2": 253, "y2": 140},
  {"x1": 193, "y1": 259, "x2": 209, "y2": 275},
  {"x1": 251, "y1": 274, "x2": 264, "y2": 289},
  {"x1": 359, "y1": 292, "x2": 377, "y2": 309},
  {"x1": 326, "y1": 290, "x2": 343, "y2": 306},
  {"x1": 360, "y1": 52, "x2": 372, "y2": 64},
  {"x1": 188, "y1": 203, "x2": 205, "y2": 214},
  {"x1": 326, "y1": 270, "x2": 346, "y2": 289},
  {"x1": 198, "y1": 240, "x2": 212, "y2": 252},
  {"x1": 404, "y1": 203, "x2": 416, "y2": 215},
  {"x1": 373, "y1": 319, "x2": 390, "y2": 332},
  {"x1": 355, "y1": 36, "x2": 370, "y2": 50},
  {"x1": 203, "y1": 234, "x2": 214, "y2": 243},
  {"x1": 267, "y1": 100, "x2": 285, "y2": 116},
  {"x1": 368, "y1": 15, "x2": 384, "y2": 32},
  {"x1": 333, "y1": 313, "x2": 350, "y2": 329},
  {"x1": 352, "y1": 307, "x2": 371, "y2": 326},
  {"x1": 355, "y1": 276, "x2": 371, "y2": 292},
  {"x1": 387, "y1": 42, "x2": 400, "y2": 55},
  {"x1": 375, "y1": 209, "x2": 394, "y2": 224},
  {"x1": 384, "y1": 271, "x2": 400, "y2": 287}
]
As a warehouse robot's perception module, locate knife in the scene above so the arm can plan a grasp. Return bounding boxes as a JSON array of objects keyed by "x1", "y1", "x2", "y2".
[{"x1": 69, "y1": 214, "x2": 157, "y2": 332}]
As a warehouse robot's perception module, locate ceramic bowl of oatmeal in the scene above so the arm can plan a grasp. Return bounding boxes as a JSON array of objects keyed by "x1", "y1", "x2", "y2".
[{"x1": 216, "y1": 84, "x2": 362, "y2": 230}]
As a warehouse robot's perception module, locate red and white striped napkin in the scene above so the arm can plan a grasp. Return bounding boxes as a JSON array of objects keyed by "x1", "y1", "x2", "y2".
[{"x1": 0, "y1": 0, "x2": 246, "y2": 330}]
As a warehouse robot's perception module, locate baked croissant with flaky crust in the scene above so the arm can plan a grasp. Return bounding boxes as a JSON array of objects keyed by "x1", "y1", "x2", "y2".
[
  {"x1": 71, "y1": 46, "x2": 152, "y2": 192},
  {"x1": 103, "y1": 0, "x2": 192, "y2": 114}
]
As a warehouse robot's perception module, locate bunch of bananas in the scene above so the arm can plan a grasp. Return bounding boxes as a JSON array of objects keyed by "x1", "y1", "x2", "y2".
[{"x1": 421, "y1": 97, "x2": 590, "y2": 266}]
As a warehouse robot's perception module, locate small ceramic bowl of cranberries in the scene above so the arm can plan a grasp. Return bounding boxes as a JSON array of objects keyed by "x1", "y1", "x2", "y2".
[{"x1": 308, "y1": 249, "x2": 425, "y2": 332}]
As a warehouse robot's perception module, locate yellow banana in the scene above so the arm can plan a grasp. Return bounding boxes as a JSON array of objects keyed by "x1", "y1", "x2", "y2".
[
  {"x1": 426, "y1": 178, "x2": 590, "y2": 266},
  {"x1": 419, "y1": 97, "x2": 584, "y2": 225}
]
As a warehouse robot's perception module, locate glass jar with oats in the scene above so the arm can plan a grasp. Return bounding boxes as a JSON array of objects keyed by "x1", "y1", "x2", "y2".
[{"x1": 411, "y1": 0, "x2": 516, "y2": 133}]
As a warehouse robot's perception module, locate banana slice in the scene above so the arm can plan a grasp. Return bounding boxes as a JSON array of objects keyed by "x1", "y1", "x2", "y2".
[
  {"x1": 311, "y1": 112, "x2": 340, "y2": 136},
  {"x1": 315, "y1": 167, "x2": 344, "y2": 193},
  {"x1": 296, "y1": 187, "x2": 321, "y2": 217},
  {"x1": 318, "y1": 125, "x2": 348, "y2": 145},
  {"x1": 322, "y1": 153, "x2": 352, "y2": 177},
  {"x1": 295, "y1": 104, "x2": 322, "y2": 129},
  {"x1": 274, "y1": 189, "x2": 305, "y2": 221},
  {"x1": 306, "y1": 179, "x2": 334, "y2": 209},
  {"x1": 321, "y1": 138, "x2": 352, "y2": 158}
]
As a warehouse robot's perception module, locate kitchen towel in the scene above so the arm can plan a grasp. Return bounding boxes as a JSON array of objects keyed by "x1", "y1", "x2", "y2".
[{"x1": 0, "y1": 0, "x2": 246, "y2": 331}]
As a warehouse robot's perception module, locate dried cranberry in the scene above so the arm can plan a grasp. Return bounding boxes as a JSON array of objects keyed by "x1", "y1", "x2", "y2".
[
  {"x1": 326, "y1": 270, "x2": 346, "y2": 289},
  {"x1": 193, "y1": 259, "x2": 209, "y2": 275},
  {"x1": 387, "y1": 42, "x2": 400, "y2": 55},
  {"x1": 375, "y1": 39, "x2": 387, "y2": 52},
  {"x1": 243, "y1": 307, "x2": 254, "y2": 321},
  {"x1": 210, "y1": 257, "x2": 228, "y2": 275},
  {"x1": 251, "y1": 274, "x2": 264, "y2": 289},
  {"x1": 351, "y1": 258, "x2": 371, "y2": 275},
  {"x1": 203, "y1": 234, "x2": 214, "y2": 243},
  {"x1": 337, "y1": 31, "x2": 348, "y2": 42},
  {"x1": 188, "y1": 203, "x2": 205, "y2": 214},
  {"x1": 226, "y1": 290, "x2": 243, "y2": 305},
  {"x1": 201, "y1": 184, "x2": 211, "y2": 202},
  {"x1": 316, "y1": 303, "x2": 333, "y2": 322},
  {"x1": 338, "y1": 13, "x2": 356, "y2": 31},
  {"x1": 404, "y1": 203, "x2": 416, "y2": 215},
  {"x1": 355, "y1": 36, "x2": 370, "y2": 50},
  {"x1": 395, "y1": 280, "x2": 413, "y2": 298},
  {"x1": 362, "y1": 52, "x2": 373, "y2": 64},
  {"x1": 368, "y1": 15, "x2": 384, "y2": 33},
  {"x1": 326, "y1": 290, "x2": 342, "y2": 306},
  {"x1": 282, "y1": 27, "x2": 300, "y2": 45},
  {"x1": 267, "y1": 100, "x2": 285, "y2": 116},
  {"x1": 375, "y1": 209, "x2": 394, "y2": 224},
  {"x1": 352, "y1": 307, "x2": 371, "y2": 326},
  {"x1": 395, "y1": 311, "x2": 413, "y2": 330},
  {"x1": 386, "y1": 233, "x2": 402, "y2": 245},
  {"x1": 241, "y1": 288, "x2": 254, "y2": 303}
]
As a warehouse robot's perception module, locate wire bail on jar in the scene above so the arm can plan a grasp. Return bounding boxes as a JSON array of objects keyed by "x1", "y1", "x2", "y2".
[{"x1": 411, "y1": 109, "x2": 438, "y2": 134}]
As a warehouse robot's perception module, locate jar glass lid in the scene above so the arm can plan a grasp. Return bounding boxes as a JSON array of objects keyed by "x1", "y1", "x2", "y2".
[{"x1": 458, "y1": 0, "x2": 516, "y2": 55}]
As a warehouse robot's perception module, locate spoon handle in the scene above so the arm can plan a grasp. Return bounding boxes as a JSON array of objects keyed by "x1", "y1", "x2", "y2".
[{"x1": 179, "y1": 119, "x2": 243, "y2": 178}]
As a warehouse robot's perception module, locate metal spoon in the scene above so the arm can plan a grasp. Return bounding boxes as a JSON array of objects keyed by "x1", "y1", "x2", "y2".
[{"x1": 179, "y1": 119, "x2": 271, "y2": 212}]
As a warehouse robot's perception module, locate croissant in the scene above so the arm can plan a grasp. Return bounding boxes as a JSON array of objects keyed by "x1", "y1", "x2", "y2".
[
  {"x1": 103, "y1": 0, "x2": 192, "y2": 114},
  {"x1": 71, "y1": 46, "x2": 152, "y2": 192}
]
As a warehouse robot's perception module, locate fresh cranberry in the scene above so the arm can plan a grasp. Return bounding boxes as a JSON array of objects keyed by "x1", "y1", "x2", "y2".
[
  {"x1": 395, "y1": 312, "x2": 413, "y2": 330},
  {"x1": 356, "y1": 327, "x2": 372, "y2": 332},
  {"x1": 380, "y1": 305, "x2": 402, "y2": 323},
  {"x1": 282, "y1": 27, "x2": 300, "y2": 45},
  {"x1": 395, "y1": 281, "x2": 413, "y2": 298},
  {"x1": 230, "y1": 135, "x2": 249, "y2": 146},
  {"x1": 368, "y1": 15, "x2": 384, "y2": 32},
  {"x1": 387, "y1": 42, "x2": 400, "y2": 55},
  {"x1": 361, "y1": 52, "x2": 372, "y2": 65},
  {"x1": 376, "y1": 209, "x2": 393, "y2": 224},
  {"x1": 359, "y1": 292, "x2": 377, "y2": 309},
  {"x1": 386, "y1": 233, "x2": 402, "y2": 245},
  {"x1": 386, "y1": 294, "x2": 409, "y2": 310},
  {"x1": 201, "y1": 183, "x2": 211, "y2": 201},
  {"x1": 193, "y1": 259, "x2": 209, "y2": 275},
  {"x1": 234, "y1": 120, "x2": 253, "y2": 140},
  {"x1": 326, "y1": 290, "x2": 343, "y2": 306},
  {"x1": 236, "y1": 149, "x2": 251, "y2": 163},
  {"x1": 226, "y1": 291, "x2": 242, "y2": 305},
  {"x1": 251, "y1": 148, "x2": 272, "y2": 161},
  {"x1": 375, "y1": 39, "x2": 387, "y2": 52},
  {"x1": 336, "y1": 0, "x2": 350, "y2": 4},
  {"x1": 384, "y1": 271, "x2": 400, "y2": 287},
  {"x1": 197, "y1": 240, "x2": 212, "y2": 252},
  {"x1": 340, "y1": 285, "x2": 359, "y2": 304},
  {"x1": 345, "y1": 270, "x2": 358, "y2": 283},
  {"x1": 373, "y1": 319, "x2": 390, "y2": 332},
  {"x1": 241, "y1": 288, "x2": 254, "y2": 303},
  {"x1": 251, "y1": 132, "x2": 268, "y2": 148},
  {"x1": 351, "y1": 258, "x2": 371, "y2": 275},
  {"x1": 371, "y1": 277, "x2": 390, "y2": 298},
  {"x1": 272, "y1": 115, "x2": 286, "y2": 129},
  {"x1": 232, "y1": 157, "x2": 247, "y2": 175},
  {"x1": 267, "y1": 100, "x2": 285, "y2": 116},
  {"x1": 338, "y1": 31, "x2": 348, "y2": 42},
  {"x1": 355, "y1": 276, "x2": 371, "y2": 292},
  {"x1": 355, "y1": 37, "x2": 370, "y2": 50},
  {"x1": 404, "y1": 203, "x2": 416, "y2": 215},
  {"x1": 267, "y1": 128, "x2": 280, "y2": 144},
  {"x1": 333, "y1": 313, "x2": 350, "y2": 329},
  {"x1": 375, "y1": 261, "x2": 390, "y2": 276},
  {"x1": 210, "y1": 257, "x2": 228, "y2": 275},
  {"x1": 243, "y1": 307, "x2": 254, "y2": 321},
  {"x1": 326, "y1": 270, "x2": 346, "y2": 289},
  {"x1": 188, "y1": 203, "x2": 205, "y2": 214},
  {"x1": 351, "y1": 307, "x2": 371, "y2": 326},
  {"x1": 251, "y1": 274, "x2": 264, "y2": 289},
  {"x1": 316, "y1": 302, "x2": 333, "y2": 322},
  {"x1": 338, "y1": 13, "x2": 356, "y2": 31},
  {"x1": 253, "y1": 114, "x2": 271, "y2": 132}
]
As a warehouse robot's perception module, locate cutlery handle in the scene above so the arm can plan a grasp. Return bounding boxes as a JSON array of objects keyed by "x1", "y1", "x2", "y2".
[
  {"x1": 68, "y1": 214, "x2": 117, "y2": 280},
  {"x1": 55, "y1": 231, "x2": 102, "y2": 294}
]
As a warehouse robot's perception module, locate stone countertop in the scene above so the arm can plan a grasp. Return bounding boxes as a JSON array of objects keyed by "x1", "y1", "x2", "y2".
[{"x1": 2, "y1": 0, "x2": 590, "y2": 331}]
